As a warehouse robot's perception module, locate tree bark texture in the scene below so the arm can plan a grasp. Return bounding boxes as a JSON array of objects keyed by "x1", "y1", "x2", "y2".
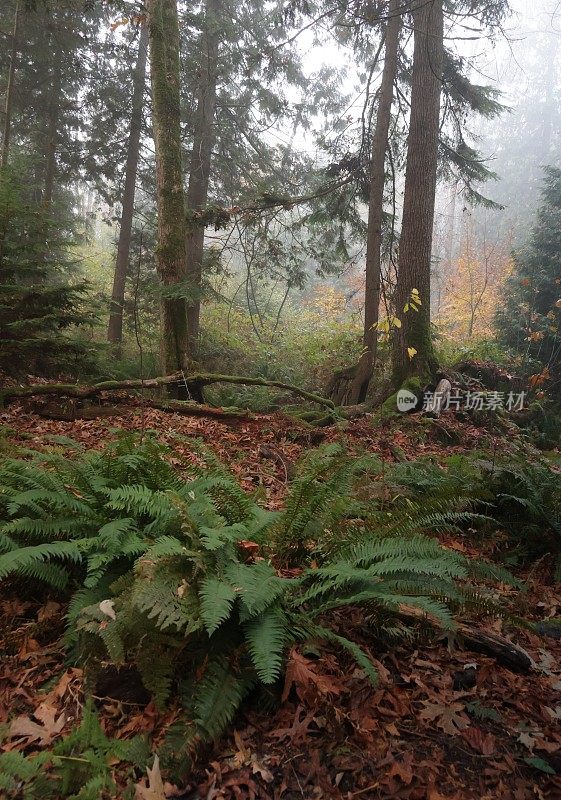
[
  {"x1": 107, "y1": 22, "x2": 149, "y2": 350},
  {"x1": 348, "y1": 0, "x2": 402, "y2": 404},
  {"x1": 1, "y1": 0, "x2": 21, "y2": 170},
  {"x1": 0, "y1": 372, "x2": 335, "y2": 410},
  {"x1": 42, "y1": 61, "x2": 62, "y2": 210},
  {"x1": 185, "y1": 0, "x2": 220, "y2": 357},
  {"x1": 392, "y1": 0, "x2": 443, "y2": 386},
  {"x1": 146, "y1": 0, "x2": 189, "y2": 379}
]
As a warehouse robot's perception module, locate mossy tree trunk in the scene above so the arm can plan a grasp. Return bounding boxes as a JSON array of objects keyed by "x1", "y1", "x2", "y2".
[
  {"x1": 391, "y1": 0, "x2": 443, "y2": 387},
  {"x1": 185, "y1": 0, "x2": 220, "y2": 359},
  {"x1": 347, "y1": 0, "x2": 402, "y2": 404},
  {"x1": 107, "y1": 22, "x2": 149, "y2": 352},
  {"x1": 146, "y1": 0, "x2": 190, "y2": 382}
]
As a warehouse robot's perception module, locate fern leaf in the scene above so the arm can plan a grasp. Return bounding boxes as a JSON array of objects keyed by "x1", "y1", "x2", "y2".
[
  {"x1": 0, "y1": 540, "x2": 81, "y2": 579},
  {"x1": 195, "y1": 658, "x2": 252, "y2": 739},
  {"x1": 199, "y1": 577, "x2": 236, "y2": 635},
  {"x1": 244, "y1": 607, "x2": 289, "y2": 684}
]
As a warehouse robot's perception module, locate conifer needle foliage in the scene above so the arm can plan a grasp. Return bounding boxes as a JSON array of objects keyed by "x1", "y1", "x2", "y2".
[{"x1": 0, "y1": 436, "x2": 512, "y2": 749}]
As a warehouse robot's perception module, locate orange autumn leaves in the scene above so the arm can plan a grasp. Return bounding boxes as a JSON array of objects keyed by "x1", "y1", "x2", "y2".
[{"x1": 438, "y1": 237, "x2": 513, "y2": 340}]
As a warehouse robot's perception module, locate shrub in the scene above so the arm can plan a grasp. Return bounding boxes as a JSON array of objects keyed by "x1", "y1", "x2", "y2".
[
  {"x1": 477, "y1": 458, "x2": 561, "y2": 577},
  {"x1": 0, "y1": 437, "x2": 511, "y2": 750}
]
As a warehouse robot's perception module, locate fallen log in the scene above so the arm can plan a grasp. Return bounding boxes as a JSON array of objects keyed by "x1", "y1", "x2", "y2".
[
  {"x1": 456, "y1": 622, "x2": 533, "y2": 673},
  {"x1": 398, "y1": 605, "x2": 533, "y2": 673},
  {"x1": 0, "y1": 372, "x2": 334, "y2": 410},
  {"x1": 35, "y1": 400, "x2": 250, "y2": 422}
]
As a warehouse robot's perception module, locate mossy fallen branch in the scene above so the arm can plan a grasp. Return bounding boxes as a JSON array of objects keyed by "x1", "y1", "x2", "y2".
[
  {"x1": 35, "y1": 400, "x2": 250, "y2": 421},
  {"x1": 0, "y1": 372, "x2": 335, "y2": 410}
]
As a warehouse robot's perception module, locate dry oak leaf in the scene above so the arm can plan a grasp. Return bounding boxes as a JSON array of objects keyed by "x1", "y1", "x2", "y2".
[
  {"x1": 428, "y1": 790, "x2": 463, "y2": 800},
  {"x1": 461, "y1": 726, "x2": 496, "y2": 755},
  {"x1": 281, "y1": 648, "x2": 342, "y2": 703},
  {"x1": 518, "y1": 731, "x2": 538, "y2": 750},
  {"x1": 9, "y1": 702, "x2": 65, "y2": 745},
  {"x1": 135, "y1": 755, "x2": 166, "y2": 800},
  {"x1": 268, "y1": 705, "x2": 316, "y2": 744},
  {"x1": 386, "y1": 752, "x2": 414, "y2": 785},
  {"x1": 419, "y1": 700, "x2": 469, "y2": 735}
]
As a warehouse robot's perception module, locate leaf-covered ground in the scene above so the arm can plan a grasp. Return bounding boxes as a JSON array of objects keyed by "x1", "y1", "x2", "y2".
[{"x1": 1, "y1": 399, "x2": 561, "y2": 799}]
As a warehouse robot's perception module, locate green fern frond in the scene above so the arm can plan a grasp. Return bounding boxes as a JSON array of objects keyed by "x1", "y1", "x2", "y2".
[
  {"x1": 104, "y1": 485, "x2": 172, "y2": 519},
  {"x1": 227, "y1": 560, "x2": 290, "y2": 619},
  {"x1": 199, "y1": 577, "x2": 236, "y2": 634},
  {"x1": 137, "y1": 644, "x2": 176, "y2": 708},
  {"x1": 0, "y1": 540, "x2": 82, "y2": 580},
  {"x1": 195, "y1": 658, "x2": 253, "y2": 740},
  {"x1": 244, "y1": 607, "x2": 290, "y2": 684}
]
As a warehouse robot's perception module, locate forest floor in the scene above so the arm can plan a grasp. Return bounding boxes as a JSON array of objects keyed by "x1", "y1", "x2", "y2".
[{"x1": 1, "y1": 398, "x2": 561, "y2": 799}]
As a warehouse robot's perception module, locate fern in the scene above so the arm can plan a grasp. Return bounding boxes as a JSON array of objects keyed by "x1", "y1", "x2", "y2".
[
  {"x1": 309, "y1": 625, "x2": 379, "y2": 687},
  {"x1": 272, "y1": 444, "x2": 382, "y2": 556},
  {"x1": 244, "y1": 607, "x2": 290, "y2": 683},
  {"x1": 137, "y1": 643, "x2": 176, "y2": 708},
  {"x1": 194, "y1": 657, "x2": 254, "y2": 740},
  {"x1": 0, "y1": 540, "x2": 82, "y2": 579},
  {"x1": 199, "y1": 577, "x2": 236, "y2": 634},
  {"x1": 226, "y1": 560, "x2": 288, "y2": 618},
  {"x1": 0, "y1": 435, "x2": 520, "y2": 754},
  {"x1": 0, "y1": 703, "x2": 149, "y2": 799}
]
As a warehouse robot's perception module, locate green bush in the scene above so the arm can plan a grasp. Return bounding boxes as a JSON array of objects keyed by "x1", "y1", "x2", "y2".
[
  {"x1": 0, "y1": 437, "x2": 512, "y2": 751},
  {"x1": 371, "y1": 451, "x2": 561, "y2": 579},
  {"x1": 477, "y1": 458, "x2": 561, "y2": 577},
  {"x1": 496, "y1": 167, "x2": 561, "y2": 384}
]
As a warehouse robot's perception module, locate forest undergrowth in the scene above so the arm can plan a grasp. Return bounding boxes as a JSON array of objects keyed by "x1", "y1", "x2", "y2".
[{"x1": 1, "y1": 396, "x2": 561, "y2": 800}]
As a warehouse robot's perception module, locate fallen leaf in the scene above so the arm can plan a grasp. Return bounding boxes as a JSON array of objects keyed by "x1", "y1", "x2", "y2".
[
  {"x1": 135, "y1": 755, "x2": 166, "y2": 800},
  {"x1": 420, "y1": 701, "x2": 470, "y2": 735},
  {"x1": 387, "y1": 753, "x2": 413, "y2": 785},
  {"x1": 281, "y1": 648, "x2": 341, "y2": 703},
  {"x1": 268, "y1": 705, "x2": 316, "y2": 744},
  {"x1": 523, "y1": 756, "x2": 556, "y2": 775},
  {"x1": 9, "y1": 702, "x2": 65, "y2": 745},
  {"x1": 251, "y1": 754, "x2": 274, "y2": 783},
  {"x1": 99, "y1": 599, "x2": 116, "y2": 620},
  {"x1": 518, "y1": 731, "x2": 537, "y2": 750},
  {"x1": 37, "y1": 601, "x2": 61, "y2": 621},
  {"x1": 462, "y1": 726, "x2": 496, "y2": 755}
]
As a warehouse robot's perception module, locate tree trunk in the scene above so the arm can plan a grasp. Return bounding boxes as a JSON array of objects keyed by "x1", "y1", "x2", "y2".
[
  {"x1": 146, "y1": 0, "x2": 189, "y2": 384},
  {"x1": 185, "y1": 0, "x2": 220, "y2": 358},
  {"x1": 1, "y1": 0, "x2": 21, "y2": 170},
  {"x1": 42, "y1": 61, "x2": 62, "y2": 211},
  {"x1": 391, "y1": 0, "x2": 443, "y2": 387},
  {"x1": 0, "y1": 1, "x2": 21, "y2": 273},
  {"x1": 347, "y1": 0, "x2": 401, "y2": 405},
  {"x1": 107, "y1": 22, "x2": 149, "y2": 352}
]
